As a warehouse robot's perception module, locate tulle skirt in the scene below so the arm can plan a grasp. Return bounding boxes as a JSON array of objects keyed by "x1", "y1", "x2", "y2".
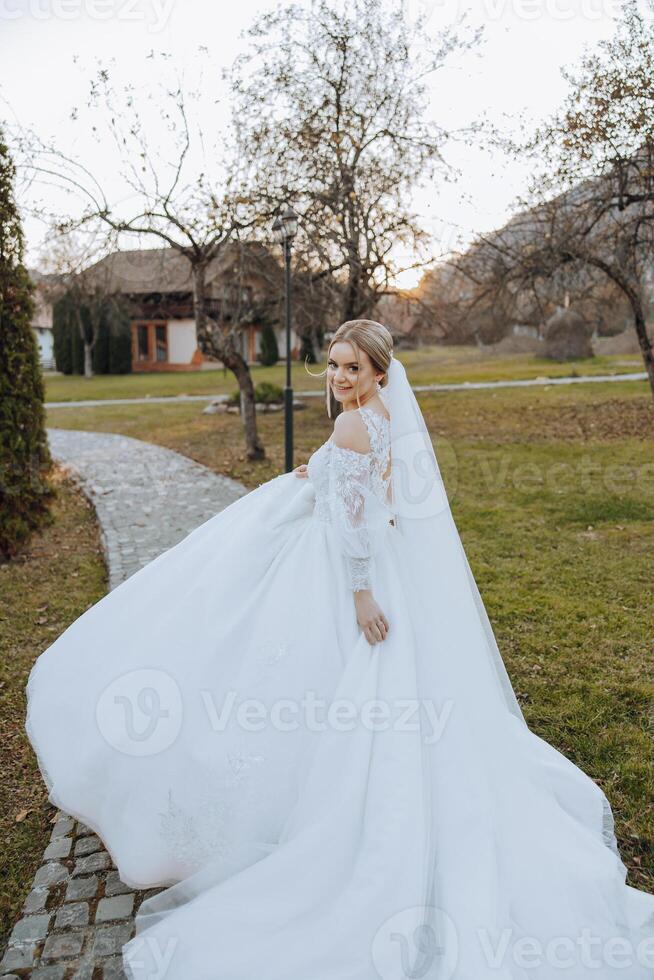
[{"x1": 25, "y1": 470, "x2": 654, "y2": 979}]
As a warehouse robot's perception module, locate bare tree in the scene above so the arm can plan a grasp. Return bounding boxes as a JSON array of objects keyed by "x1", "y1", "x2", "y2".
[
  {"x1": 512, "y1": 0, "x2": 654, "y2": 393},
  {"x1": 435, "y1": 3, "x2": 654, "y2": 387},
  {"x1": 16, "y1": 59, "x2": 274, "y2": 459},
  {"x1": 229, "y1": 0, "x2": 480, "y2": 326},
  {"x1": 39, "y1": 227, "x2": 124, "y2": 378},
  {"x1": 425, "y1": 199, "x2": 641, "y2": 352},
  {"x1": 457, "y1": 168, "x2": 654, "y2": 395},
  {"x1": 418, "y1": 257, "x2": 517, "y2": 346},
  {"x1": 533, "y1": 0, "x2": 654, "y2": 203}
]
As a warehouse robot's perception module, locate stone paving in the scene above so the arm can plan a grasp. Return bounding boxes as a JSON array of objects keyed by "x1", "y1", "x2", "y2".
[
  {"x1": 47, "y1": 429, "x2": 246, "y2": 591},
  {"x1": 1, "y1": 429, "x2": 247, "y2": 979}
]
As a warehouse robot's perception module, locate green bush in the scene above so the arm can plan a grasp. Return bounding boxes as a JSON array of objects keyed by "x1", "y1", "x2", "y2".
[
  {"x1": 0, "y1": 131, "x2": 55, "y2": 560},
  {"x1": 97, "y1": 297, "x2": 132, "y2": 374},
  {"x1": 52, "y1": 291, "x2": 84, "y2": 374},
  {"x1": 227, "y1": 381, "x2": 284, "y2": 407},
  {"x1": 254, "y1": 381, "x2": 284, "y2": 404},
  {"x1": 259, "y1": 320, "x2": 279, "y2": 366},
  {"x1": 51, "y1": 293, "x2": 71, "y2": 372}
]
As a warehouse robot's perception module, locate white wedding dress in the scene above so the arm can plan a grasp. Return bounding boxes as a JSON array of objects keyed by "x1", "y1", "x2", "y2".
[{"x1": 25, "y1": 359, "x2": 654, "y2": 979}]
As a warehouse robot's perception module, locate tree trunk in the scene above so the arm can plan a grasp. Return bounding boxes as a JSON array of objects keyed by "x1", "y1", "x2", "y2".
[
  {"x1": 191, "y1": 260, "x2": 266, "y2": 461},
  {"x1": 83, "y1": 343, "x2": 93, "y2": 378},
  {"x1": 631, "y1": 301, "x2": 654, "y2": 402},
  {"x1": 346, "y1": 274, "x2": 378, "y2": 322},
  {"x1": 579, "y1": 254, "x2": 654, "y2": 402},
  {"x1": 221, "y1": 349, "x2": 265, "y2": 461},
  {"x1": 191, "y1": 258, "x2": 213, "y2": 353},
  {"x1": 342, "y1": 260, "x2": 368, "y2": 321},
  {"x1": 74, "y1": 307, "x2": 94, "y2": 379}
]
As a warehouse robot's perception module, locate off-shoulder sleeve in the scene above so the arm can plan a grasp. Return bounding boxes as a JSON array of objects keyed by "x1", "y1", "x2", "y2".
[{"x1": 328, "y1": 445, "x2": 390, "y2": 592}]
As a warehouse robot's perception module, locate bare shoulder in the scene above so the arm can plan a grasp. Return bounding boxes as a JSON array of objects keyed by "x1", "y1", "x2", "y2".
[{"x1": 332, "y1": 409, "x2": 371, "y2": 454}]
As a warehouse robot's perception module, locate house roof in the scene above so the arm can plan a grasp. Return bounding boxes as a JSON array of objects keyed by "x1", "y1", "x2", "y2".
[{"x1": 81, "y1": 242, "x2": 278, "y2": 296}]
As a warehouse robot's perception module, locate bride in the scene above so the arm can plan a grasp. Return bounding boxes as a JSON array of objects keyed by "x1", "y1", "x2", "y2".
[{"x1": 25, "y1": 319, "x2": 653, "y2": 978}]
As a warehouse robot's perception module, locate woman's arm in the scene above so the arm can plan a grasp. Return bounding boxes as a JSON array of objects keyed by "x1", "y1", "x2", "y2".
[{"x1": 330, "y1": 412, "x2": 390, "y2": 645}]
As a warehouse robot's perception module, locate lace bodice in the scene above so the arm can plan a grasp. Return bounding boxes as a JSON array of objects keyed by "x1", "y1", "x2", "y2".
[{"x1": 307, "y1": 405, "x2": 393, "y2": 591}]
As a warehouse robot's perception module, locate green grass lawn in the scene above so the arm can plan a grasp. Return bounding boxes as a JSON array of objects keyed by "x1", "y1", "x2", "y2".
[
  {"x1": 5, "y1": 373, "x2": 652, "y2": 946},
  {"x1": 45, "y1": 376, "x2": 654, "y2": 893},
  {"x1": 43, "y1": 347, "x2": 646, "y2": 402},
  {"x1": 0, "y1": 470, "x2": 107, "y2": 947}
]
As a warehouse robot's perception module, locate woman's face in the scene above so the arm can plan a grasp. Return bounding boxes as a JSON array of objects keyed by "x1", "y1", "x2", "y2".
[{"x1": 327, "y1": 341, "x2": 382, "y2": 407}]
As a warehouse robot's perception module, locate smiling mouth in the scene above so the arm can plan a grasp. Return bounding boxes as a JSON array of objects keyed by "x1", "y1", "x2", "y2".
[{"x1": 333, "y1": 385, "x2": 351, "y2": 391}]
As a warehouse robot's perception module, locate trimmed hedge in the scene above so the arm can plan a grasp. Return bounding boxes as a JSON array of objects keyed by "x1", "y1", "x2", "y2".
[
  {"x1": 0, "y1": 131, "x2": 54, "y2": 560},
  {"x1": 259, "y1": 319, "x2": 279, "y2": 366}
]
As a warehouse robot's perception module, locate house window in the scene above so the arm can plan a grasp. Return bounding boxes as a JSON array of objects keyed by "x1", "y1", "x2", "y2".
[
  {"x1": 155, "y1": 325, "x2": 167, "y2": 361},
  {"x1": 137, "y1": 324, "x2": 149, "y2": 361},
  {"x1": 132, "y1": 321, "x2": 169, "y2": 365}
]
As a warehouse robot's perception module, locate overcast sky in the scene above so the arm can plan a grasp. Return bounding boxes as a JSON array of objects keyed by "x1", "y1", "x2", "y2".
[{"x1": 0, "y1": 0, "x2": 632, "y2": 286}]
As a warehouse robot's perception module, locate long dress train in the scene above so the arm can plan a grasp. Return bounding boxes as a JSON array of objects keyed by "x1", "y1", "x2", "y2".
[{"x1": 25, "y1": 394, "x2": 654, "y2": 979}]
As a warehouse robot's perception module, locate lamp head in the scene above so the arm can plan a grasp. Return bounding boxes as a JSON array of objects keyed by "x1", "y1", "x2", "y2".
[
  {"x1": 272, "y1": 214, "x2": 284, "y2": 244},
  {"x1": 281, "y1": 204, "x2": 298, "y2": 240}
]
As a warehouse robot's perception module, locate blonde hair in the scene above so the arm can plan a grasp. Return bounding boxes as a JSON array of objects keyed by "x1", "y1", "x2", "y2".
[{"x1": 305, "y1": 319, "x2": 394, "y2": 418}]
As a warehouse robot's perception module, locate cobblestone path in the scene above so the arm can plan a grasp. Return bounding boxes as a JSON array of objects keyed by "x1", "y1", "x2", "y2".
[{"x1": 2, "y1": 429, "x2": 247, "y2": 979}]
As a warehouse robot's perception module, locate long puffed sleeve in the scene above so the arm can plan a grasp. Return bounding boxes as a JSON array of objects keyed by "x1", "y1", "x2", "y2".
[{"x1": 328, "y1": 445, "x2": 392, "y2": 592}]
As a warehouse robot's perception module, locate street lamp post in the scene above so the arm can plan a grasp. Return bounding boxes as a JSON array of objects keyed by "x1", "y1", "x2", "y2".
[{"x1": 272, "y1": 205, "x2": 299, "y2": 473}]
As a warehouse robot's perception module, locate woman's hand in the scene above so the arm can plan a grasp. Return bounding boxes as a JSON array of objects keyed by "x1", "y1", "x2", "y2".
[
  {"x1": 354, "y1": 590, "x2": 389, "y2": 646},
  {"x1": 293, "y1": 463, "x2": 308, "y2": 478}
]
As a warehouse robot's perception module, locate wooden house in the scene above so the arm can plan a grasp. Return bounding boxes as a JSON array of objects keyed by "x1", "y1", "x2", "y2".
[{"x1": 81, "y1": 243, "x2": 299, "y2": 371}]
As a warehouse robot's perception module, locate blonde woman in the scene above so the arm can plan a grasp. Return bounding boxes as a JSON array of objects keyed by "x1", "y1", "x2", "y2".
[
  {"x1": 293, "y1": 321, "x2": 392, "y2": 647},
  {"x1": 26, "y1": 320, "x2": 653, "y2": 979}
]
